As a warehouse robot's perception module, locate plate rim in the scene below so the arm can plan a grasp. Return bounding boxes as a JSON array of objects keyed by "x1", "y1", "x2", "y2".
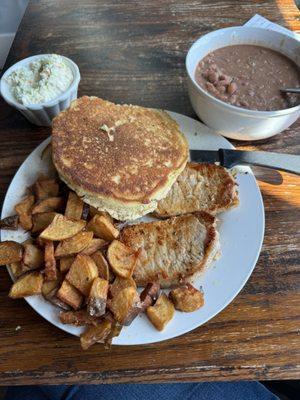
[{"x1": 0, "y1": 111, "x2": 265, "y2": 345}]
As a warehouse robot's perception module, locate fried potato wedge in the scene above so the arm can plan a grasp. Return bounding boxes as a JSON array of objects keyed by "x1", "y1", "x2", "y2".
[
  {"x1": 9, "y1": 271, "x2": 43, "y2": 299},
  {"x1": 41, "y1": 271, "x2": 62, "y2": 298},
  {"x1": 140, "y1": 282, "x2": 161, "y2": 312},
  {"x1": 109, "y1": 276, "x2": 137, "y2": 297},
  {"x1": 0, "y1": 215, "x2": 19, "y2": 230},
  {"x1": 80, "y1": 238, "x2": 107, "y2": 256},
  {"x1": 87, "y1": 277, "x2": 109, "y2": 317},
  {"x1": 35, "y1": 237, "x2": 46, "y2": 248},
  {"x1": 169, "y1": 283, "x2": 204, "y2": 312},
  {"x1": 89, "y1": 207, "x2": 113, "y2": 223},
  {"x1": 107, "y1": 240, "x2": 137, "y2": 278},
  {"x1": 59, "y1": 256, "x2": 75, "y2": 273},
  {"x1": 60, "y1": 310, "x2": 100, "y2": 326},
  {"x1": 8, "y1": 261, "x2": 23, "y2": 278},
  {"x1": 66, "y1": 254, "x2": 98, "y2": 296},
  {"x1": 55, "y1": 231, "x2": 94, "y2": 258},
  {"x1": 40, "y1": 214, "x2": 86, "y2": 241},
  {"x1": 0, "y1": 241, "x2": 23, "y2": 265},
  {"x1": 80, "y1": 319, "x2": 112, "y2": 350},
  {"x1": 44, "y1": 241, "x2": 57, "y2": 281},
  {"x1": 108, "y1": 286, "x2": 141, "y2": 325},
  {"x1": 23, "y1": 243, "x2": 44, "y2": 270},
  {"x1": 15, "y1": 195, "x2": 35, "y2": 231},
  {"x1": 87, "y1": 214, "x2": 119, "y2": 241},
  {"x1": 146, "y1": 294, "x2": 175, "y2": 331},
  {"x1": 33, "y1": 177, "x2": 59, "y2": 201},
  {"x1": 44, "y1": 287, "x2": 71, "y2": 310},
  {"x1": 57, "y1": 280, "x2": 83, "y2": 310},
  {"x1": 65, "y1": 192, "x2": 84, "y2": 220},
  {"x1": 91, "y1": 251, "x2": 111, "y2": 281},
  {"x1": 31, "y1": 212, "x2": 58, "y2": 234},
  {"x1": 89, "y1": 277, "x2": 109, "y2": 299},
  {"x1": 104, "y1": 321, "x2": 122, "y2": 349},
  {"x1": 32, "y1": 197, "x2": 64, "y2": 214},
  {"x1": 19, "y1": 214, "x2": 33, "y2": 231}
]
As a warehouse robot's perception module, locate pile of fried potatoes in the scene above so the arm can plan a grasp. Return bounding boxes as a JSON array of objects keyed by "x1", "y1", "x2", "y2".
[{"x1": 0, "y1": 175, "x2": 204, "y2": 349}]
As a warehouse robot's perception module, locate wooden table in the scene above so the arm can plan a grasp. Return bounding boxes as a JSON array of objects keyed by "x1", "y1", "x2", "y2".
[{"x1": 0, "y1": 0, "x2": 299, "y2": 385}]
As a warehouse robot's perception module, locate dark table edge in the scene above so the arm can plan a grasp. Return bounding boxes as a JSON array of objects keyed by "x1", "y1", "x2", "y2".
[{"x1": 0, "y1": 364, "x2": 299, "y2": 385}]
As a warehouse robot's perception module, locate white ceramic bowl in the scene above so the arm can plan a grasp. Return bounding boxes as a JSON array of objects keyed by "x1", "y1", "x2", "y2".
[
  {"x1": 186, "y1": 27, "x2": 300, "y2": 141},
  {"x1": 0, "y1": 54, "x2": 80, "y2": 126}
]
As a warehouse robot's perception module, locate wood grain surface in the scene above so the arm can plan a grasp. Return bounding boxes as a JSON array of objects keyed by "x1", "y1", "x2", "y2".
[{"x1": 0, "y1": 0, "x2": 299, "y2": 385}]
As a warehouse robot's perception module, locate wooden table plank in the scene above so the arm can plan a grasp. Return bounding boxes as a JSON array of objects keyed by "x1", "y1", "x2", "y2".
[{"x1": 0, "y1": 0, "x2": 299, "y2": 384}]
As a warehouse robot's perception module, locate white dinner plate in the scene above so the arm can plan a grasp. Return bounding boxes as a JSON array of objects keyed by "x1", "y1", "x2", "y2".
[{"x1": 0, "y1": 111, "x2": 264, "y2": 345}]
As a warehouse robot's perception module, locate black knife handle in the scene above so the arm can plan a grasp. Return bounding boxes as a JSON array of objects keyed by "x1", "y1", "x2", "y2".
[{"x1": 220, "y1": 149, "x2": 300, "y2": 175}]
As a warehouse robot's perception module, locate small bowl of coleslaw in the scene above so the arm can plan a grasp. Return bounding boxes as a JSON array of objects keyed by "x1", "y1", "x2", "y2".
[{"x1": 0, "y1": 54, "x2": 80, "y2": 126}]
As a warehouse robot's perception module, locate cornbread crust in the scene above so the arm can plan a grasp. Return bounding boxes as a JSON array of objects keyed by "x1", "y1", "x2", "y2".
[{"x1": 52, "y1": 97, "x2": 188, "y2": 220}]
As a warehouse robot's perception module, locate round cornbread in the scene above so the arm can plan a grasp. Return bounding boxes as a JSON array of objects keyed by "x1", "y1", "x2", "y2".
[{"x1": 52, "y1": 97, "x2": 188, "y2": 220}]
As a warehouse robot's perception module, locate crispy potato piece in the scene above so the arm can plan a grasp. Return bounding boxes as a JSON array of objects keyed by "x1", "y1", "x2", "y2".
[
  {"x1": 31, "y1": 212, "x2": 58, "y2": 234},
  {"x1": 15, "y1": 195, "x2": 35, "y2": 230},
  {"x1": 91, "y1": 251, "x2": 110, "y2": 280},
  {"x1": 60, "y1": 310, "x2": 100, "y2": 326},
  {"x1": 32, "y1": 197, "x2": 64, "y2": 214},
  {"x1": 80, "y1": 238, "x2": 107, "y2": 256},
  {"x1": 19, "y1": 214, "x2": 33, "y2": 231},
  {"x1": 15, "y1": 195, "x2": 35, "y2": 214},
  {"x1": 140, "y1": 282, "x2": 161, "y2": 312},
  {"x1": 0, "y1": 241, "x2": 23, "y2": 265},
  {"x1": 169, "y1": 283, "x2": 204, "y2": 312},
  {"x1": 80, "y1": 319, "x2": 112, "y2": 350},
  {"x1": 41, "y1": 271, "x2": 62, "y2": 298},
  {"x1": 87, "y1": 277, "x2": 109, "y2": 317},
  {"x1": 107, "y1": 240, "x2": 137, "y2": 278},
  {"x1": 109, "y1": 276, "x2": 136, "y2": 297},
  {"x1": 57, "y1": 280, "x2": 83, "y2": 310},
  {"x1": 89, "y1": 277, "x2": 108, "y2": 299},
  {"x1": 65, "y1": 192, "x2": 84, "y2": 220},
  {"x1": 104, "y1": 321, "x2": 122, "y2": 349},
  {"x1": 0, "y1": 215, "x2": 19, "y2": 230},
  {"x1": 23, "y1": 243, "x2": 44, "y2": 270},
  {"x1": 8, "y1": 261, "x2": 23, "y2": 278},
  {"x1": 9, "y1": 271, "x2": 43, "y2": 299},
  {"x1": 33, "y1": 177, "x2": 59, "y2": 201},
  {"x1": 87, "y1": 215, "x2": 119, "y2": 241},
  {"x1": 55, "y1": 231, "x2": 94, "y2": 258},
  {"x1": 44, "y1": 287, "x2": 71, "y2": 310},
  {"x1": 40, "y1": 214, "x2": 86, "y2": 241},
  {"x1": 89, "y1": 207, "x2": 113, "y2": 222},
  {"x1": 108, "y1": 286, "x2": 141, "y2": 325},
  {"x1": 44, "y1": 241, "x2": 57, "y2": 281},
  {"x1": 147, "y1": 294, "x2": 174, "y2": 331},
  {"x1": 59, "y1": 256, "x2": 75, "y2": 273},
  {"x1": 35, "y1": 236, "x2": 46, "y2": 248},
  {"x1": 66, "y1": 254, "x2": 98, "y2": 296}
]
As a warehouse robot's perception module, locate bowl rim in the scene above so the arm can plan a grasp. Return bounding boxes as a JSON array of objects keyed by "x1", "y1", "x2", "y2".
[
  {"x1": 0, "y1": 53, "x2": 81, "y2": 110},
  {"x1": 185, "y1": 26, "x2": 300, "y2": 117}
]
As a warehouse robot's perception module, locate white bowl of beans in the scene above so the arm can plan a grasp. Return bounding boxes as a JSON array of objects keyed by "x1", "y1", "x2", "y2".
[{"x1": 186, "y1": 27, "x2": 300, "y2": 141}]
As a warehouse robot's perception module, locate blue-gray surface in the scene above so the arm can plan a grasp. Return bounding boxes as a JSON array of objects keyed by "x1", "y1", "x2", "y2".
[{"x1": 4, "y1": 382, "x2": 278, "y2": 400}]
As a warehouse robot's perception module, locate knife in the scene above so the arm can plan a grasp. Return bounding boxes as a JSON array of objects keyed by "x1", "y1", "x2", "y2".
[{"x1": 189, "y1": 149, "x2": 300, "y2": 175}]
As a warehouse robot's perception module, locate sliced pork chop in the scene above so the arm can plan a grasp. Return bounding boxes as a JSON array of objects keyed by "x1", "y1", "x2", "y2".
[
  {"x1": 120, "y1": 212, "x2": 219, "y2": 288},
  {"x1": 155, "y1": 163, "x2": 239, "y2": 217}
]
